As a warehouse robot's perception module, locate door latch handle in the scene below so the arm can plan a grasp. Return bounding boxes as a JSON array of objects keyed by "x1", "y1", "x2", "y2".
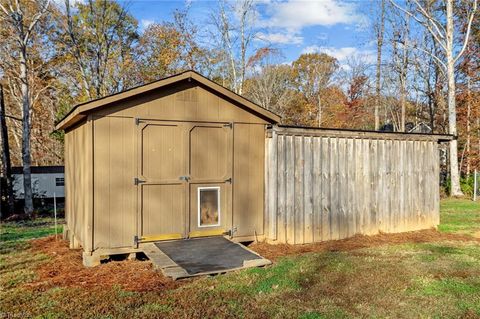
[
  {"x1": 225, "y1": 177, "x2": 232, "y2": 183},
  {"x1": 134, "y1": 177, "x2": 146, "y2": 185},
  {"x1": 179, "y1": 176, "x2": 190, "y2": 181}
]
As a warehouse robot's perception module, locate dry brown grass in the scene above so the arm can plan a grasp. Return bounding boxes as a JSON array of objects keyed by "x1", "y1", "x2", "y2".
[{"x1": 251, "y1": 228, "x2": 479, "y2": 261}]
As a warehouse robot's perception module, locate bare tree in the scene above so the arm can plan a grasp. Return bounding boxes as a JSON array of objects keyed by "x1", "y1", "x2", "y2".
[
  {"x1": 61, "y1": 0, "x2": 138, "y2": 100},
  {"x1": 0, "y1": 0, "x2": 50, "y2": 215},
  {"x1": 374, "y1": 0, "x2": 386, "y2": 130},
  {"x1": 0, "y1": 84, "x2": 14, "y2": 217},
  {"x1": 245, "y1": 64, "x2": 294, "y2": 118},
  {"x1": 389, "y1": 1, "x2": 411, "y2": 131},
  {"x1": 390, "y1": 0, "x2": 478, "y2": 196},
  {"x1": 409, "y1": 31, "x2": 445, "y2": 134},
  {"x1": 465, "y1": 76, "x2": 472, "y2": 175},
  {"x1": 292, "y1": 53, "x2": 338, "y2": 127},
  {"x1": 210, "y1": 0, "x2": 257, "y2": 95}
]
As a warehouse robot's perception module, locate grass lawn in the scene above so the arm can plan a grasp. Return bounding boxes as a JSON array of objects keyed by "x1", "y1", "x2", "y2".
[
  {"x1": 1, "y1": 200, "x2": 479, "y2": 318},
  {"x1": 0, "y1": 217, "x2": 63, "y2": 254},
  {"x1": 439, "y1": 198, "x2": 480, "y2": 237}
]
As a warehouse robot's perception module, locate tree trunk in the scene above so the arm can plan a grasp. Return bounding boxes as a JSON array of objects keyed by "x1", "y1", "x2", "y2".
[
  {"x1": 400, "y1": 14, "x2": 410, "y2": 132},
  {"x1": 448, "y1": 74, "x2": 463, "y2": 196},
  {"x1": 317, "y1": 95, "x2": 322, "y2": 127},
  {"x1": 20, "y1": 46, "x2": 34, "y2": 214},
  {"x1": 400, "y1": 87, "x2": 406, "y2": 131},
  {"x1": 239, "y1": 9, "x2": 246, "y2": 96},
  {"x1": 466, "y1": 77, "x2": 471, "y2": 176},
  {"x1": 478, "y1": 117, "x2": 480, "y2": 169},
  {"x1": 446, "y1": 0, "x2": 463, "y2": 196},
  {"x1": 375, "y1": 0, "x2": 385, "y2": 130},
  {"x1": 65, "y1": 0, "x2": 93, "y2": 100},
  {"x1": 0, "y1": 84, "x2": 15, "y2": 217}
]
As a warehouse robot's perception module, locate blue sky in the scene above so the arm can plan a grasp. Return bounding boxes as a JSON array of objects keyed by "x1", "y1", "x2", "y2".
[{"x1": 122, "y1": 0, "x2": 376, "y2": 65}]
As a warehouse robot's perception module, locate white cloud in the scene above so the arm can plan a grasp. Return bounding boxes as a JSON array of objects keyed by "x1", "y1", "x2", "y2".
[
  {"x1": 257, "y1": 31, "x2": 303, "y2": 45},
  {"x1": 262, "y1": 0, "x2": 363, "y2": 30},
  {"x1": 257, "y1": 0, "x2": 364, "y2": 46},
  {"x1": 301, "y1": 45, "x2": 375, "y2": 63},
  {"x1": 140, "y1": 19, "x2": 154, "y2": 30}
]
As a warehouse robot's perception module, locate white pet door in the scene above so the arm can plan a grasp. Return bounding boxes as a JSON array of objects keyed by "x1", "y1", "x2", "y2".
[{"x1": 198, "y1": 187, "x2": 220, "y2": 227}]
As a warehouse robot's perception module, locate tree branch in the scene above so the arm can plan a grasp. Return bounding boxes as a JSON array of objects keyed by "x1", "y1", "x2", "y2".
[
  {"x1": 412, "y1": 0, "x2": 447, "y2": 38},
  {"x1": 0, "y1": 2, "x2": 10, "y2": 15},
  {"x1": 453, "y1": 0, "x2": 478, "y2": 64},
  {"x1": 389, "y1": 0, "x2": 447, "y2": 52},
  {"x1": 406, "y1": 39, "x2": 447, "y2": 73},
  {"x1": 24, "y1": 0, "x2": 50, "y2": 45}
]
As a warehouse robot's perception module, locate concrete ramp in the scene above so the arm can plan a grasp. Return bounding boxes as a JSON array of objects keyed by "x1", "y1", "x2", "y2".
[{"x1": 142, "y1": 237, "x2": 271, "y2": 280}]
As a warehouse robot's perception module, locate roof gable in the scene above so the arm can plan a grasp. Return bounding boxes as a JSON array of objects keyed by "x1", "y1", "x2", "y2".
[{"x1": 56, "y1": 71, "x2": 280, "y2": 130}]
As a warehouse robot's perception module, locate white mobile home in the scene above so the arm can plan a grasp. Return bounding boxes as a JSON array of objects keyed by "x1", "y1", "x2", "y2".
[{"x1": 12, "y1": 166, "x2": 65, "y2": 199}]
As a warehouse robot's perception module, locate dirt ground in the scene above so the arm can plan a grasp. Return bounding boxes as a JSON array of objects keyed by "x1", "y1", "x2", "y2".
[{"x1": 26, "y1": 229, "x2": 479, "y2": 293}]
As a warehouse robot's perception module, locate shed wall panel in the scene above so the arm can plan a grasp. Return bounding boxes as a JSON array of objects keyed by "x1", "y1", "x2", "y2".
[
  {"x1": 92, "y1": 84, "x2": 268, "y2": 125},
  {"x1": 233, "y1": 123, "x2": 265, "y2": 237},
  {"x1": 64, "y1": 119, "x2": 92, "y2": 249},
  {"x1": 93, "y1": 116, "x2": 136, "y2": 249}
]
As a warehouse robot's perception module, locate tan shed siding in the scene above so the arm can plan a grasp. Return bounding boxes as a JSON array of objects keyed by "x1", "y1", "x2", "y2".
[
  {"x1": 93, "y1": 116, "x2": 136, "y2": 249},
  {"x1": 73, "y1": 123, "x2": 83, "y2": 245},
  {"x1": 65, "y1": 120, "x2": 92, "y2": 248},
  {"x1": 73, "y1": 127, "x2": 83, "y2": 244},
  {"x1": 266, "y1": 129, "x2": 440, "y2": 244},
  {"x1": 83, "y1": 119, "x2": 93, "y2": 252},
  {"x1": 64, "y1": 128, "x2": 72, "y2": 236},
  {"x1": 233, "y1": 124, "x2": 265, "y2": 237},
  {"x1": 92, "y1": 85, "x2": 268, "y2": 125}
]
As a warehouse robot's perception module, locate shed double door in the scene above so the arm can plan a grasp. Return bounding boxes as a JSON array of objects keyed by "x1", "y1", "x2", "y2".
[{"x1": 137, "y1": 120, "x2": 233, "y2": 241}]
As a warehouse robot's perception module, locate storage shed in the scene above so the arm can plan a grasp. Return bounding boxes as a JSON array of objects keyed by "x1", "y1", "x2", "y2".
[
  {"x1": 56, "y1": 71, "x2": 280, "y2": 265},
  {"x1": 56, "y1": 71, "x2": 451, "y2": 267}
]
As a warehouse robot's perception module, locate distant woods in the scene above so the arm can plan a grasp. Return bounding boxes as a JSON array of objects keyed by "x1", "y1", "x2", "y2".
[{"x1": 0, "y1": 0, "x2": 478, "y2": 200}]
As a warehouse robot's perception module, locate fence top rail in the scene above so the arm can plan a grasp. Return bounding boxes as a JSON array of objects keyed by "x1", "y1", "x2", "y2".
[{"x1": 268, "y1": 125, "x2": 454, "y2": 142}]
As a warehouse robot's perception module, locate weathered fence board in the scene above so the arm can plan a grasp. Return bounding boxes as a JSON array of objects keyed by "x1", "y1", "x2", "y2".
[
  {"x1": 320, "y1": 137, "x2": 330, "y2": 241},
  {"x1": 265, "y1": 126, "x2": 443, "y2": 244}
]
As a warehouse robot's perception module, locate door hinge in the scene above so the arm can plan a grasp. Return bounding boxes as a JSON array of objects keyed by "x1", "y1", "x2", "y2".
[
  {"x1": 133, "y1": 235, "x2": 139, "y2": 246},
  {"x1": 223, "y1": 227, "x2": 237, "y2": 237},
  {"x1": 223, "y1": 122, "x2": 233, "y2": 129},
  {"x1": 134, "y1": 177, "x2": 146, "y2": 185}
]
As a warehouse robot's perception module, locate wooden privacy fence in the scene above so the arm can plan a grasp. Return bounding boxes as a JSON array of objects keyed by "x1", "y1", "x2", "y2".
[{"x1": 265, "y1": 125, "x2": 449, "y2": 244}]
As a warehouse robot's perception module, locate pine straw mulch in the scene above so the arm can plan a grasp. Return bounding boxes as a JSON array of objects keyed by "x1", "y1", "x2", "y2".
[
  {"x1": 250, "y1": 228, "x2": 480, "y2": 261},
  {"x1": 24, "y1": 229, "x2": 479, "y2": 293},
  {"x1": 25, "y1": 236, "x2": 184, "y2": 292}
]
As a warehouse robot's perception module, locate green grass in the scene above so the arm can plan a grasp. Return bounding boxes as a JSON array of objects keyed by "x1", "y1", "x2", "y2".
[
  {"x1": 0, "y1": 218, "x2": 61, "y2": 296},
  {"x1": 439, "y1": 198, "x2": 480, "y2": 236},
  {"x1": 0, "y1": 200, "x2": 479, "y2": 318},
  {"x1": 0, "y1": 217, "x2": 63, "y2": 254}
]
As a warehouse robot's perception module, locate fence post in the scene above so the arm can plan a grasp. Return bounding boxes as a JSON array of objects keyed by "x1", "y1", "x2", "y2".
[
  {"x1": 54, "y1": 192, "x2": 57, "y2": 240},
  {"x1": 474, "y1": 170, "x2": 477, "y2": 202}
]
